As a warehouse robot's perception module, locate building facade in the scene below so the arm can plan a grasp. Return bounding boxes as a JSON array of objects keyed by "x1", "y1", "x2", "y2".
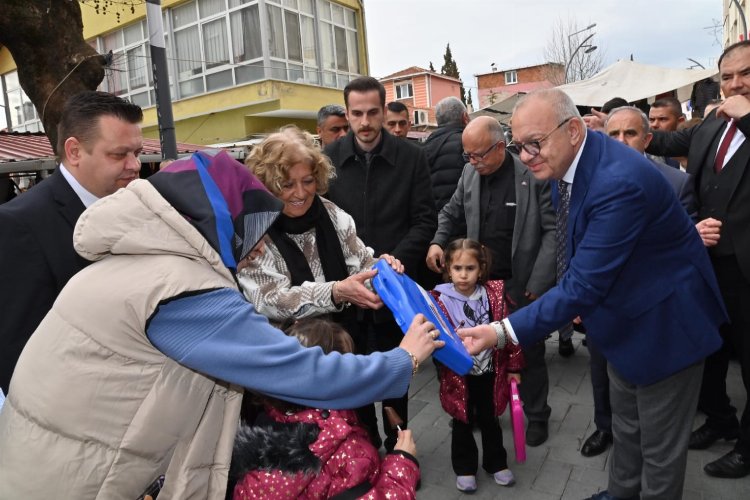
[
  {"x1": 0, "y1": 0, "x2": 368, "y2": 144},
  {"x1": 475, "y1": 62, "x2": 563, "y2": 109},
  {"x1": 378, "y1": 66, "x2": 462, "y2": 128},
  {"x1": 724, "y1": 0, "x2": 750, "y2": 47}
]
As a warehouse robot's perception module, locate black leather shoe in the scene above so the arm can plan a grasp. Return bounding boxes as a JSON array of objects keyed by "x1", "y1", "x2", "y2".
[
  {"x1": 583, "y1": 491, "x2": 639, "y2": 500},
  {"x1": 704, "y1": 451, "x2": 750, "y2": 478},
  {"x1": 526, "y1": 421, "x2": 548, "y2": 447},
  {"x1": 688, "y1": 423, "x2": 739, "y2": 450},
  {"x1": 581, "y1": 430, "x2": 612, "y2": 457},
  {"x1": 559, "y1": 337, "x2": 574, "y2": 357}
]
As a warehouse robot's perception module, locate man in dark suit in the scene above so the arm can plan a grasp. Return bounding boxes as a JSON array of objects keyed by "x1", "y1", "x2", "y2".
[
  {"x1": 324, "y1": 76, "x2": 436, "y2": 452},
  {"x1": 460, "y1": 89, "x2": 726, "y2": 500},
  {"x1": 573, "y1": 105, "x2": 700, "y2": 459},
  {"x1": 426, "y1": 115, "x2": 556, "y2": 447},
  {"x1": 646, "y1": 40, "x2": 750, "y2": 479},
  {"x1": 0, "y1": 91, "x2": 143, "y2": 393}
]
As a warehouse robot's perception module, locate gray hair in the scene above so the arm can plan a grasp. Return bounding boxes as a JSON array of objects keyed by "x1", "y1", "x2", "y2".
[
  {"x1": 435, "y1": 96, "x2": 466, "y2": 126},
  {"x1": 607, "y1": 106, "x2": 650, "y2": 134},
  {"x1": 513, "y1": 89, "x2": 582, "y2": 124},
  {"x1": 317, "y1": 104, "x2": 346, "y2": 127}
]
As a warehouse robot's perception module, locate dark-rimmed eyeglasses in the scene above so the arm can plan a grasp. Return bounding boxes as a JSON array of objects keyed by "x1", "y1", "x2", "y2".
[
  {"x1": 510, "y1": 117, "x2": 574, "y2": 157},
  {"x1": 462, "y1": 141, "x2": 502, "y2": 163}
]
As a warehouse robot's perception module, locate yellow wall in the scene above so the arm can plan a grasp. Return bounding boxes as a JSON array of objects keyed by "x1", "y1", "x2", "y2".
[{"x1": 141, "y1": 79, "x2": 345, "y2": 143}]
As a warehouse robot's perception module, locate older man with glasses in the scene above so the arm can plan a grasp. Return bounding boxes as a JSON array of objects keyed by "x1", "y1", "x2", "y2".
[
  {"x1": 459, "y1": 89, "x2": 727, "y2": 500},
  {"x1": 427, "y1": 115, "x2": 557, "y2": 447}
]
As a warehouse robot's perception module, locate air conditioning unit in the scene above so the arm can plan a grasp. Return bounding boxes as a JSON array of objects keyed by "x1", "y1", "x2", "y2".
[{"x1": 414, "y1": 110, "x2": 429, "y2": 125}]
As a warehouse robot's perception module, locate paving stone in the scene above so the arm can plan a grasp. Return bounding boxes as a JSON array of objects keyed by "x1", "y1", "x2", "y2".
[{"x1": 405, "y1": 338, "x2": 750, "y2": 498}]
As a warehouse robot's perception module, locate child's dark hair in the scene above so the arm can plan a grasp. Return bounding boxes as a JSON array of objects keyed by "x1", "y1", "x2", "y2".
[
  {"x1": 250, "y1": 318, "x2": 355, "y2": 414},
  {"x1": 442, "y1": 238, "x2": 492, "y2": 284},
  {"x1": 282, "y1": 317, "x2": 354, "y2": 355}
]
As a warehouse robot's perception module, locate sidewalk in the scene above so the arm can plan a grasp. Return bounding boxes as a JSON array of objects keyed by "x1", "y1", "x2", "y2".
[{"x1": 396, "y1": 334, "x2": 750, "y2": 499}]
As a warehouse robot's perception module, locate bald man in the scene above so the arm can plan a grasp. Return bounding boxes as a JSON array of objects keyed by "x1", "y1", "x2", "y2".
[
  {"x1": 460, "y1": 89, "x2": 726, "y2": 500},
  {"x1": 427, "y1": 115, "x2": 556, "y2": 447}
]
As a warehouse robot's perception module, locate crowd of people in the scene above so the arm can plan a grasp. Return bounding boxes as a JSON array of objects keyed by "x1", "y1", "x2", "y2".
[{"x1": 0, "y1": 39, "x2": 749, "y2": 500}]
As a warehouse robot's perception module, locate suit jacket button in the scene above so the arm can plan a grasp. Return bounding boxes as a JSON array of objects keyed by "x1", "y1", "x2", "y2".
[{"x1": 321, "y1": 410, "x2": 330, "y2": 419}]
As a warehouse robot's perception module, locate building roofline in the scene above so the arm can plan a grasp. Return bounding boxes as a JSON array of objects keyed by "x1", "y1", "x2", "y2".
[{"x1": 474, "y1": 62, "x2": 563, "y2": 77}]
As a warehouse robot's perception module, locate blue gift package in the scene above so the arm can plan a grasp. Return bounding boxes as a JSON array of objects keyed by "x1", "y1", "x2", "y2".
[{"x1": 371, "y1": 260, "x2": 473, "y2": 375}]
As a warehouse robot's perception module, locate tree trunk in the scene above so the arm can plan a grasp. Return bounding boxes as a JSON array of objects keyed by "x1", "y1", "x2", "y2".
[{"x1": 0, "y1": 0, "x2": 106, "y2": 154}]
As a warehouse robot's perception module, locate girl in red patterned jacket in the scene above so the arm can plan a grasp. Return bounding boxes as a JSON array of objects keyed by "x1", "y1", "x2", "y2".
[
  {"x1": 429, "y1": 238, "x2": 525, "y2": 493},
  {"x1": 230, "y1": 318, "x2": 420, "y2": 499}
]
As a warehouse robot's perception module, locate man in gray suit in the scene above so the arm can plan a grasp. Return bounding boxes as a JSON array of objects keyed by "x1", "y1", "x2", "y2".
[{"x1": 426, "y1": 115, "x2": 556, "y2": 445}]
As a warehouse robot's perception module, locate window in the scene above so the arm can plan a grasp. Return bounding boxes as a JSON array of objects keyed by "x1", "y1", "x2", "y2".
[
  {"x1": 266, "y1": 0, "x2": 319, "y2": 84},
  {"x1": 91, "y1": 0, "x2": 360, "y2": 103},
  {"x1": 504, "y1": 70, "x2": 518, "y2": 85},
  {"x1": 100, "y1": 20, "x2": 159, "y2": 106},
  {"x1": 395, "y1": 82, "x2": 413, "y2": 99},
  {"x1": 317, "y1": 0, "x2": 360, "y2": 88},
  {"x1": 3, "y1": 70, "x2": 43, "y2": 132}
]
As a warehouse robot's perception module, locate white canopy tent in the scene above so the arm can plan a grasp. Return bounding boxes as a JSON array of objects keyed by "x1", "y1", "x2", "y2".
[{"x1": 556, "y1": 60, "x2": 718, "y2": 107}]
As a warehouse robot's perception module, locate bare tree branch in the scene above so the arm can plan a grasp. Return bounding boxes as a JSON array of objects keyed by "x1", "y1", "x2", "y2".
[{"x1": 543, "y1": 16, "x2": 604, "y2": 84}]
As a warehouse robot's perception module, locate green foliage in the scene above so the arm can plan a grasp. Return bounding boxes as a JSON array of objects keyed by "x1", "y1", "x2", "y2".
[{"x1": 440, "y1": 44, "x2": 467, "y2": 106}]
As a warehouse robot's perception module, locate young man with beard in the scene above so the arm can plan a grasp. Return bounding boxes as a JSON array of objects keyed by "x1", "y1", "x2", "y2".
[{"x1": 324, "y1": 76, "x2": 436, "y2": 452}]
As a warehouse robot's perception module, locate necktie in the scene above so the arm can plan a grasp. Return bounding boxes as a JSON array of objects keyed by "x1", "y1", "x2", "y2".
[
  {"x1": 714, "y1": 121, "x2": 737, "y2": 173},
  {"x1": 555, "y1": 180, "x2": 571, "y2": 282},
  {"x1": 555, "y1": 180, "x2": 574, "y2": 341}
]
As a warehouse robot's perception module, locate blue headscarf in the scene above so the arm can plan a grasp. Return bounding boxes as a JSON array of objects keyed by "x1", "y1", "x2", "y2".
[{"x1": 148, "y1": 150, "x2": 282, "y2": 270}]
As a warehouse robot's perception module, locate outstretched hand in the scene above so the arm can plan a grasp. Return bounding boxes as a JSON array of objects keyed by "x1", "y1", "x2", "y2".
[
  {"x1": 399, "y1": 313, "x2": 445, "y2": 364},
  {"x1": 334, "y1": 269, "x2": 383, "y2": 309},
  {"x1": 457, "y1": 324, "x2": 496, "y2": 355},
  {"x1": 583, "y1": 108, "x2": 607, "y2": 131}
]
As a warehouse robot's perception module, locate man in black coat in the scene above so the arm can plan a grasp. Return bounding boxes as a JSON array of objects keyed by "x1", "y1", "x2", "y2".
[
  {"x1": 324, "y1": 76, "x2": 437, "y2": 451},
  {"x1": 647, "y1": 40, "x2": 750, "y2": 479},
  {"x1": 0, "y1": 91, "x2": 143, "y2": 394},
  {"x1": 423, "y1": 96, "x2": 470, "y2": 211}
]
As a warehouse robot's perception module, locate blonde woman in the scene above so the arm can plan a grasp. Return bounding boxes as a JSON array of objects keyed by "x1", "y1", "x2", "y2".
[{"x1": 239, "y1": 126, "x2": 401, "y2": 325}]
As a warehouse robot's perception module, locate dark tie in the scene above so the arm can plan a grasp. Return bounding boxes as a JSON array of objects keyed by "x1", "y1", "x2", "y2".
[
  {"x1": 555, "y1": 180, "x2": 574, "y2": 341},
  {"x1": 555, "y1": 180, "x2": 571, "y2": 282},
  {"x1": 714, "y1": 121, "x2": 737, "y2": 173}
]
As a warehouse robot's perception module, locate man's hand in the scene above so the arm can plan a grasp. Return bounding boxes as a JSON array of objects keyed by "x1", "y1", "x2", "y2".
[
  {"x1": 457, "y1": 324, "x2": 496, "y2": 355},
  {"x1": 334, "y1": 269, "x2": 383, "y2": 309},
  {"x1": 695, "y1": 217, "x2": 722, "y2": 247},
  {"x1": 426, "y1": 244, "x2": 444, "y2": 273},
  {"x1": 583, "y1": 108, "x2": 607, "y2": 131},
  {"x1": 716, "y1": 95, "x2": 750, "y2": 121}
]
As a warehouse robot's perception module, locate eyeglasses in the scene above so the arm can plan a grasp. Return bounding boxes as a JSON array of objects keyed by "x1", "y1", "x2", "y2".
[
  {"x1": 462, "y1": 141, "x2": 501, "y2": 163},
  {"x1": 510, "y1": 117, "x2": 574, "y2": 157}
]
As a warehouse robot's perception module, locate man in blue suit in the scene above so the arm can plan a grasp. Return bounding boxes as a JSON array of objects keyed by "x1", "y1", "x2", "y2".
[{"x1": 460, "y1": 89, "x2": 727, "y2": 500}]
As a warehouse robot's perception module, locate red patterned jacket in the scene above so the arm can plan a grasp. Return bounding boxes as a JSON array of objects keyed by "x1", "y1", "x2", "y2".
[
  {"x1": 232, "y1": 406, "x2": 419, "y2": 499},
  {"x1": 430, "y1": 280, "x2": 525, "y2": 423}
]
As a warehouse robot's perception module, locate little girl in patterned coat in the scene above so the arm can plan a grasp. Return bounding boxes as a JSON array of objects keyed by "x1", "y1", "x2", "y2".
[
  {"x1": 430, "y1": 238, "x2": 525, "y2": 493},
  {"x1": 230, "y1": 318, "x2": 420, "y2": 499}
]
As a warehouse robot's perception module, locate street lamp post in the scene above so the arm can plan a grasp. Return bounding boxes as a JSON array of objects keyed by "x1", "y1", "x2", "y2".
[
  {"x1": 565, "y1": 32, "x2": 597, "y2": 83},
  {"x1": 731, "y1": 0, "x2": 748, "y2": 40}
]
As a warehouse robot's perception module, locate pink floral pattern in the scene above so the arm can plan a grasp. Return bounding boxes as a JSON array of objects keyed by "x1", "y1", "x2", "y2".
[{"x1": 233, "y1": 407, "x2": 419, "y2": 499}]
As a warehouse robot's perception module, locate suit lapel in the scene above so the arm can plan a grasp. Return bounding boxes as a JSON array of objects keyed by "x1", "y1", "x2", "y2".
[
  {"x1": 567, "y1": 132, "x2": 600, "y2": 261},
  {"x1": 466, "y1": 167, "x2": 481, "y2": 239},
  {"x1": 49, "y1": 170, "x2": 86, "y2": 229},
  {"x1": 687, "y1": 116, "x2": 725, "y2": 177},
  {"x1": 512, "y1": 157, "x2": 529, "y2": 256}
]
